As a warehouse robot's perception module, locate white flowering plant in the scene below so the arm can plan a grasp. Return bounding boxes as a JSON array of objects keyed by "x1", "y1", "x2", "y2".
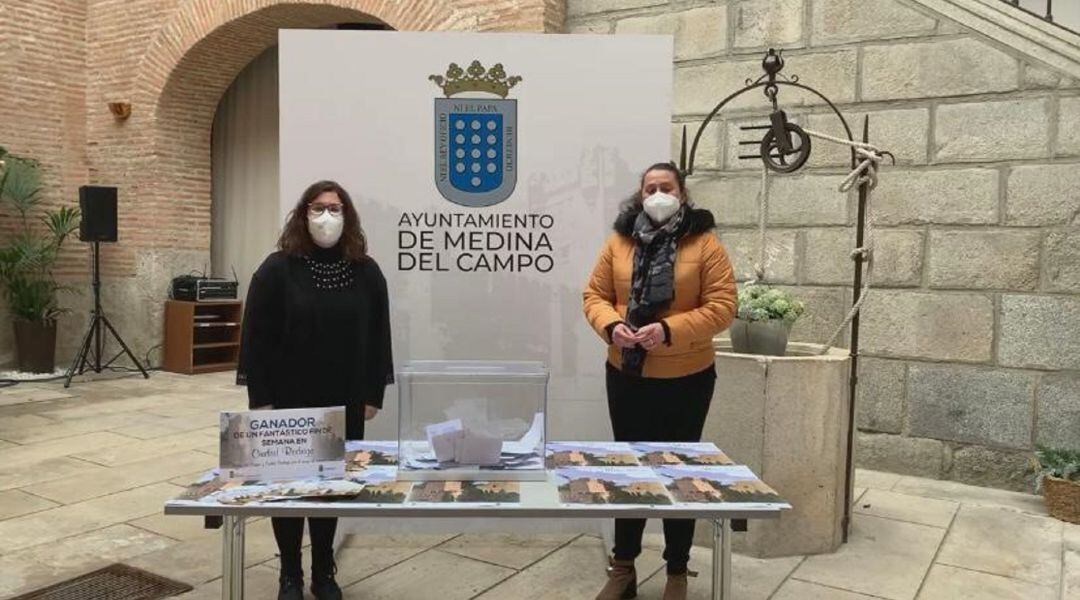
[{"x1": 736, "y1": 284, "x2": 805, "y2": 325}]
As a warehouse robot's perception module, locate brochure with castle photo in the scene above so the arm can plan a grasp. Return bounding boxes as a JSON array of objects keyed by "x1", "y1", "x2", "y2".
[
  {"x1": 554, "y1": 467, "x2": 672, "y2": 506},
  {"x1": 655, "y1": 465, "x2": 786, "y2": 505},
  {"x1": 347, "y1": 467, "x2": 412, "y2": 504},
  {"x1": 631, "y1": 442, "x2": 735, "y2": 467},
  {"x1": 546, "y1": 442, "x2": 641, "y2": 468},
  {"x1": 406, "y1": 480, "x2": 521, "y2": 504},
  {"x1": 345, "y1": 440, "x2": 398, "y2": 470}
]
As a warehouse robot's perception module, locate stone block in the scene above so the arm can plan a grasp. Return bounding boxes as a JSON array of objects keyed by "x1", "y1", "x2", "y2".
[
  {"x1": 907, "y1": 363, "x2": 1035, "y2": 449},
  {"x1": 1036, "y1": 373, "x2": 1080, "y2": 448},
  {"x1": 856, "y1": 357, "x2": 905, "y2": 434},
  {"x1": 675, "y1": 50, "x2": 856, "y2": 116},
  {"x1": 811, "y1": 0, "x2": 937, "y2": 44},
  {"x1": 616, "y1": 6, "x2": 727, "y2": 61},
  {"x1": 863, "y1": 38, "x2": 1018, "y2": 101},
  {"x1": 928, "y1": 230, "x2": 1041, "y2": 290},
  {"x1": 674, "y1": 122, "x2": 720, "y2": 170},
  {"x1": 948, "y1": 446, "x2": 1037, "y2": 493},
  {"x1": 1060, "y1": 97, "x2": 1080, "y2": 156},
  {"x1": 768, "y1": 174, "x2": 850, "y2": 225},
  {"x1": 806, "y1": 108, "x2": 929, "y2": 168},
  {"x1": 689, "y1": 175, "x2": 760, "y2": 226},
  {"x1": 855, "y1": 432, "x2": 946, "y2": 478},
  {"x1": 872, "y1": 168, "x2": 998, "y2": 226},
  {"x1": 999, "y1": 294, "x2": 1080, "y2": 370},
  {"x1": 780, "y1": 285, "x2": 850, "y2": 346},
  {"x1": 802, "y1": 228, "x2": 852, "y2": 285},
  {"x1": 801, "y1": 228, "x2": 925, "y2": 288},
  {"x1": 1043, "y1": 226, "x2": 1080, "y2": 293},
  {"x1": 708, "y1": 342, "x2": 851, "y2": 556},
  {"x1": 567, "y1": 0, "x2": 666, "y2": 18},
  {"x1": 567, "y1": 21, "x2": 611, "y2": 34},
  {"x1": 733, "y1": 0, "x2": 804, "y2": 49},
  {"x1": 862, "y1": 291, "x2": 994, "y2": 362},
  {"x1": 935, "y1": 98, "x2": 1051, "y2": 162},
  {"x1": 1005, "y1": 164, "x2": 1080, "y2": 226},
  {"x1": 719, "y1": 229, "x2": 797, "y2": 283},
  {"x1": 1023, "y1": 63, "x2": 1065, "y2": 89}
]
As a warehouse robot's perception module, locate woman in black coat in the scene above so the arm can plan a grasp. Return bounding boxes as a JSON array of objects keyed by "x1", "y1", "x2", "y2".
[{"x1": 237, "y1": 180, "x2": 393, "y2": 600}]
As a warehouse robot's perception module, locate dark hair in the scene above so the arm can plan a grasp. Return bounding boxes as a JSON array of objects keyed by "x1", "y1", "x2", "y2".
[
  {"x1": 278, "y1": 180, "x2": 367, "y2": 261},
  {"x1": 618, "y1": 161, "x2": 691, "y2": 213}
]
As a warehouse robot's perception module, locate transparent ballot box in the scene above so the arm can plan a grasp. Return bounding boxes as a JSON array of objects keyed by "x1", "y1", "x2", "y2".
[{"x1": 397, "y1": 360, "x2": 548, "y2": 481}]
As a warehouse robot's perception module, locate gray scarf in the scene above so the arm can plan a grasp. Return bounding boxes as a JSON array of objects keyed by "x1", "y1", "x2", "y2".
[{"x1": 621, "y1": 206, "x2": 686, "y2": 376}]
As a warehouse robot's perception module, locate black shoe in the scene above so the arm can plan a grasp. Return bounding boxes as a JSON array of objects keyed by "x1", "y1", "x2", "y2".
[
  {"x1": 277, "y1": 574, "x2": 304, "y2": 600},
  {"x1": 311, "y1": 564, "x2": 342, "y2": 600}
]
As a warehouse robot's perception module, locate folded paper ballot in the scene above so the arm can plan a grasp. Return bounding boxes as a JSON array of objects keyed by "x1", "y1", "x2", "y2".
[
  {"x1": 425, "y1": 418, "x2": 503, "y2": 466},
  {"x1": 426, "y1": 419, "x2": 464, "y2": 463}
]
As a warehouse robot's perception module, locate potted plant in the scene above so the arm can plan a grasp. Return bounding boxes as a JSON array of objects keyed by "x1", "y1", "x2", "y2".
[
  {"x1": 1035, "y1": 445, "x2": 1080, "y2": 524},
  {"x1": 729, "y1": 283, "x2": 805, "y2": 356},
  {"x1": 0, "y1": 147, "x2": 80, "y2": 373}
]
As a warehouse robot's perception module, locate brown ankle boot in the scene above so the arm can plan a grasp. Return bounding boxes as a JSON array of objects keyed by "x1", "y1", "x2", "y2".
[
  {"x1": 661, "y1": 570, "x2": 696, "y2": 600},
  {"x1": 595, "y1": 558, "x2": 636, "y2": 600}
]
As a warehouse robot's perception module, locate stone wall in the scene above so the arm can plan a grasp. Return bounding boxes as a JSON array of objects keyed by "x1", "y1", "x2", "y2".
[
  {"x1": 1, "y1": 0, "x2": 558, "y2": 369},
  {"x1": 567, "y1": 0, "x2": 1080, "y2": 491}
]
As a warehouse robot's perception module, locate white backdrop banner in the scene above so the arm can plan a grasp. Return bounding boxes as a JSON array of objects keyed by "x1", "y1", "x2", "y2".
[{"x1": 279, "y1": 30, "x2": 673, "y2": 441}]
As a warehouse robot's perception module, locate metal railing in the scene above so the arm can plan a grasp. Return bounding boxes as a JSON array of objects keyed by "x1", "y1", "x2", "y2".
[{"x1": 1002, "y1": 0, "x2": 1080, "y2": 35}]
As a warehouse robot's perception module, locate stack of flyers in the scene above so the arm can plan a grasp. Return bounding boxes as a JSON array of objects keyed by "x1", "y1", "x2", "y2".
[
  {"x1": 345, "y1": 441, "x2": 398, "y2": 470},
  {"x1": 654, "y1": 465, "x2": 786, "y2": 505},
  {"x1": 201, "y1": 478, "x2": 365, "y2": 505},
  {"x1": 554, "y1": 467, "x2": 672, "y2": 506},
  {"x1": 407, "y1": 479, "x2": 521, "y2": 505},
  {"x1": 631, "y1": 442, "x2": 734, "y2": 467},
  {"x1": 347, "y1": 467, "x2": 412, "y2": 504},
  {"x1": 546, "y1": 442, "x2": 640, "y2": 468}
]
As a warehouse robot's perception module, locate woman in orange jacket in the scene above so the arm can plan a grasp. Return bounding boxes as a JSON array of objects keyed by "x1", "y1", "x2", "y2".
[{"x1": 583, "y1": 162, "x2": 737, "y2": 600}]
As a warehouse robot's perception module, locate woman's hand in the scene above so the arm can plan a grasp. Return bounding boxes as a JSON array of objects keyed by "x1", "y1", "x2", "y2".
[
  {"x1": 611, "y1": 323, "x2": 638, "y2": 349},
  {"x1": 364, "y1": 405, "x2": 380, "y2": 421},
  {"x1": 634, "y1": 323, "x2": 665, "y2": 351}
]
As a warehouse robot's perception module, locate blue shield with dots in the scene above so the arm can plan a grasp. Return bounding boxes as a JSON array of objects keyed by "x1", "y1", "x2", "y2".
[{"x1": 434, "y1": 98, "x2": 517, "y2": 207}]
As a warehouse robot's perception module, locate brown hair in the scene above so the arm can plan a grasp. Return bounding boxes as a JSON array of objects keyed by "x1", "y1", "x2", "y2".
[
  {"x1": 278, "y1": 180, "x2": 367, "y2": 261},
  {"x1": 619, "y1": 161, "x2": 692, "y2": 213}
]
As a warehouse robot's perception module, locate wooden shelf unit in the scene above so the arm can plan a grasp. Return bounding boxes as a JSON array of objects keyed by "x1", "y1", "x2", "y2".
[{"x1": 163, "y1": 300, "x2": 243, "y2": 375}]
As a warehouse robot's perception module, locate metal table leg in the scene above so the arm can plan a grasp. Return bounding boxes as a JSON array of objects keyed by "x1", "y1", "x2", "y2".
[
  {"x1": 711, "y1": 519, "x2": 732, "y2": 600},
  {"x1": 221, "y1": 515, "x2": 246, "y2": 600}
]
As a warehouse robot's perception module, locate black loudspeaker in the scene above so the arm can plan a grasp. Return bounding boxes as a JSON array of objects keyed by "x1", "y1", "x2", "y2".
[{"x1": 78, "y1": 185, "x2": 118, "y2": 242}]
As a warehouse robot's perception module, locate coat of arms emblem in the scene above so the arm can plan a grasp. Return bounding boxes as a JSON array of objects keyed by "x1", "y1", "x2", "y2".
[{"x1": 430, "y1": 60, "x2": 521, "y2": 207}]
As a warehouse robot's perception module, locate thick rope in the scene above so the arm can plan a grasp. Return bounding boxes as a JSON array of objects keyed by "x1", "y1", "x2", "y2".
[{"x1": 752, "y1": 165, "x2": 769, "y2": 283}]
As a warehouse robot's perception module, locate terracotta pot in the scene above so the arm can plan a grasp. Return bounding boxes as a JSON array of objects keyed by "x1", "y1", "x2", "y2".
[
  {"x1": 729, "y1": 318, "x2": 790, "y2": 356},
  {"x1": 13, "y1": 319, "x2": 57, "y2": 374},
  {"x1": 1044, "y1": 475, "x2": 1080, "y2": 524}
]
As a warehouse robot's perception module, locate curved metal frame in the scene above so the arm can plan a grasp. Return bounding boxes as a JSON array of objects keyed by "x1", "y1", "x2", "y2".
[{"x1": 677, "y1": 50, "x2": 868, "y2": 543}]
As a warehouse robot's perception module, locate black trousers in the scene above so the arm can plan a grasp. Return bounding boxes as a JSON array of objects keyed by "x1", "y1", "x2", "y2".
[
  {"x1": 606, "y1": 362, "x2": 715, "y2": 574},
  {"x1": 272, "y1": 406, "x2": 365, "y2": 579}
]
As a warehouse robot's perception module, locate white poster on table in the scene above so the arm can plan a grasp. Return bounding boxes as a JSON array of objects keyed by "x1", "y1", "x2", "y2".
[
  {"x1": 219, "y1": 407, "x2": 346, "y2": 481},
  {"x1": 278, "y1": 30, "x2": 673, "y2": 445}
]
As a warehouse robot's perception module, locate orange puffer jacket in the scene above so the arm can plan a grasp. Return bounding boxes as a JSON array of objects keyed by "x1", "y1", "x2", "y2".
[{"x1": 583, "y1": 208, "x2": 737, "y2": 378}]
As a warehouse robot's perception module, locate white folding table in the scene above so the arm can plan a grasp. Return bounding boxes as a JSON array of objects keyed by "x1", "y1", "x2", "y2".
[{"x1": 165, "y1": 470, "x2": 788, "y2": 600}]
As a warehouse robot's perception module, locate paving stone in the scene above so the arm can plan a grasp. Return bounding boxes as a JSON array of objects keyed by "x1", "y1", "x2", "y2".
[
  {"x1": 999, "y1": 294, "x2": 1080, "y2": 370},
  {"x1": 0, "y1": 489, "x2": 59, "y2": 520},
  {"x1": 918, "y1": 564, "x2": 1056, "y2": 600},
  {"x1": 0, "y1": 431, "x2": 136, "y2": 469},
  {"x1": 346, "y1": 549, "x2": 514, "y2": 600},
  {"x1": 637, "y1": 543, "x2": 802, "y2": 600},
  {"x1": 937, "y1": 505, "x2": 1062, "y2": 585},
  {"x1": 907, "y1": 363, "x2": 1035, "y2": 449},
  {"x1": 127, "y1": 518, "x2": 281, "y2": 586},
  {"x1": 863, "y1": 38, "x2": 1018, "y2": 101},
  {"x1": 1064, "y1": 545, "x2": 1080, "y2": 600},
  {"x1": 936, "y1": 98, "x2": 1052, "y2": 162},
  {"x1": 892, "y1": 476, "x2": 1047, "y2": 516},
  {"x1": 10, "y1": 524, "x2": 176, "y2": 573},
  {"x1": 175, "y1": 565, "x2": 281, "y2": 600},
  {"x1": 872, "y1": 168, "x2": 998, "y2": 226},
  {"x1": 130, "y1": 513, "x2": 218, "y2": 542},
  {"x1": 854, "y1": 469, "x2": 901, "y2": 491},
  {"x1": 773, "y1": 579, "x2": 881, "y2": 599},
  {"x1": 853, "y1": 489, "x2": 958, "y2": 528},
  {"x1": 0, "y1": 456, "x2": 108, "y2": 492},
  {"x1": 440, "y1": 533, "x2": 575, "y2": 569},
  {"x1": 26, "y1": 450, "x2": 212, "y2": 504},
  {"x1": 0, "y1": 554, "x2": 82, "y2": 599},
  {"x1": 793, "y1": 514, "x2": 945, "y2": 600},
  {"x1": 72, "y1": 429, "x2": 219, "y2": 467}
]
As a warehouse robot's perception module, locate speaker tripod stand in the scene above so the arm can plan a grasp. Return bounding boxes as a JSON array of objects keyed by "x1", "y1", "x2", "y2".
[{"x1": 64, "y1": 241, "x2": 149, "y2": 388}]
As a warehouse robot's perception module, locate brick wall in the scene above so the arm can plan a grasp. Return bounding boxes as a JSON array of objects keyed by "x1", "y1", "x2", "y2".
[
  {"x1": 567, "y1": 0, "x2": 1080, "y2": 490},
  {"x1": 1, "y1": 0, "x2": 557, "y2": 368}
]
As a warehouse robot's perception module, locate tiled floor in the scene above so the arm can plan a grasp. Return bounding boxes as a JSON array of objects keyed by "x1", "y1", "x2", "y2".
[{"x1": 0, "y1": 371, "x2": 1076, "y2": 599}]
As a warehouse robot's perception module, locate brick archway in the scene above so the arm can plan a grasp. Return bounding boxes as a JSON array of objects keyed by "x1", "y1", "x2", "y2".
[{"x1": 132, "y1": 0, "x2": 558, "y2": 252}]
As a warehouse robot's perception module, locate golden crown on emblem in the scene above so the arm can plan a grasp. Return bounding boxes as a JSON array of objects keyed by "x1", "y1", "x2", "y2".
[{"x1": 429, "y1": 60, "x2": 522, "y2": 98}]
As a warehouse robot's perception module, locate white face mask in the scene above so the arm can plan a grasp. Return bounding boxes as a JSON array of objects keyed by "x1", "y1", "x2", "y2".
[
  {"x1": 307, "y1": 211, "x2": 344, "y2": 248},
  {"x1": 643, "y1": 191, "x2": 681, "y2": 224}
]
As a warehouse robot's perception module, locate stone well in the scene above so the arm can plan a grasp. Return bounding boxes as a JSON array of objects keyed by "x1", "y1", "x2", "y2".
[{"x1": 695, "y1": 340, "x2": 852, "y2": 558}]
